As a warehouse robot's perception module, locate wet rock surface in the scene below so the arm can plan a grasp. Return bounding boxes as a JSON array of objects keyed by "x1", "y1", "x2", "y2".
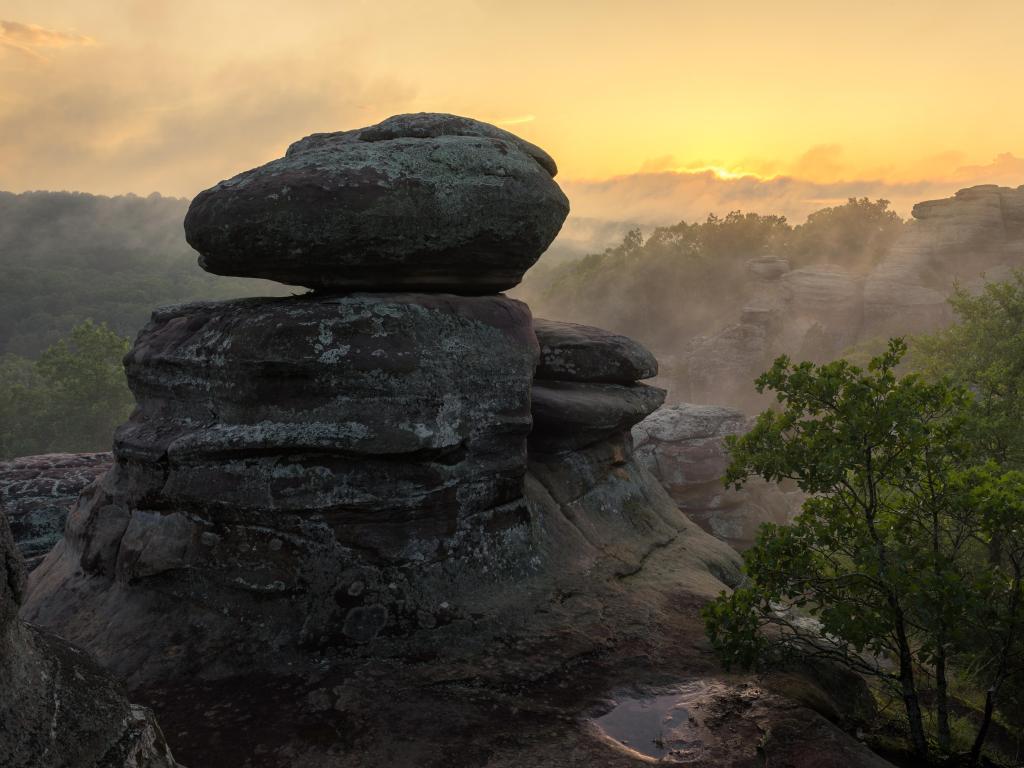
[
  {"x1": 185, "y1": 113, "x2": 569, "y2": 293},
  {"x1": 0, "y1": 510, "x2": 180, "y2": 768},
  {"x1": 0, "y1": 452, "x2": 111, "y2": 570},
  {"x1": 633, "y1": 404, "x2": 802, "y2": 550},
  {"x1": 591, "y1": 679, "x2": 893, "y2": 768}
]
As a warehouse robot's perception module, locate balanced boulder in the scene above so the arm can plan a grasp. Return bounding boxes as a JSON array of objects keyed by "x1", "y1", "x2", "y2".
[{"x1": 184, "y1": 113, "x2": 570, "y2": 293}]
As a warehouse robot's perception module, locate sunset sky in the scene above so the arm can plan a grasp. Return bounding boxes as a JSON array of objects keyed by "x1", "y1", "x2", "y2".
[{"x1": 2, "y1": 0, "x2": 1023, "y2": 227}]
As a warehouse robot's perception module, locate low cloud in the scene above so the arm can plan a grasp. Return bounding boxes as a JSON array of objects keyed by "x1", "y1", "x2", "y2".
[
  {"x1": 554, "y1": 157, "x2": 1024, "y2": 257},
  {"x1": 0, "y1": 20, "x2": 93, "y2": 60}
]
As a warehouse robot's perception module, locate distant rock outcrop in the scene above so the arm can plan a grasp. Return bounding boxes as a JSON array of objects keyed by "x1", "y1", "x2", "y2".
[
  {"x1": 0, "y1": 510, "x2": 179, "y2": 768},
  {"x1": 0, "y1": 452, "x2": 111, "y2": 570},
  {"x1": 633, "y1": 404, "x2": 803, "y2": 550},
  {"x1": 862, "y1": 184, "x2": 1024, "y2": 338},
  {"x1": 681, "y1": 184, "x2": 1024, "y2": 411}
]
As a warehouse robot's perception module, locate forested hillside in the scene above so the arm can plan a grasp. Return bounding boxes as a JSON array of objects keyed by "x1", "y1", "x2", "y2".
[
  {"x1": 515, "y1": 197, "x2": 906, "y2": 353},
  {"x1": 0, "y1": 191, "x2": 289, "y2": 357}
]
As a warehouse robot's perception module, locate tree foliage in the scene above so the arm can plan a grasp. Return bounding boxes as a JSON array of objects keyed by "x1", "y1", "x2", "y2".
[
  {"x1": 0, "y1": 321, "x2": 134, "y2": 458},
  {"x1": 0, "y1": 191, "x2": 289, "y2": 358},
  {"x1": 913, "y1": 271, "x2": 1024, "y2": 469},
  {"x1": 703, "y1": 339, "x2": 1024, "y2": 764}
]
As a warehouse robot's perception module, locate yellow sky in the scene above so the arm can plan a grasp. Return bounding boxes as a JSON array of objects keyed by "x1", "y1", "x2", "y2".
[{"x1": 1, "y1": 0, "x2": 1023, "y2": 219}]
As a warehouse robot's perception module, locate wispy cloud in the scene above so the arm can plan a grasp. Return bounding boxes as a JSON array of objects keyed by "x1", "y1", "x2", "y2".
[
  {"x1": 0, "y1": 20, "x2": 94, "y2": 61},
  {"x1": 494, "y1": 114, "x2": 535, "y2": 126}
]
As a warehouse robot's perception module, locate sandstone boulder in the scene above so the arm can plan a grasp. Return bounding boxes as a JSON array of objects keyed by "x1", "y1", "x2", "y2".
[
  {"x1": 533, "y1": 318, "x2": 658, "y2": 383},
  {"x1": 184, "y1": 113, "x2": 570, "y2": 293},
  {"x1": 530, "y1": 381, "x2": 665, "y2": 453},
  {"x1": 0, "y1": 452, "x2": 111, "y2": 570},
  {"x1": 633, "y1": 404, "x2": 803, "y2": 549},
  {"x1": 746, "y1": 255, "x2": 790, "y2": 280}
]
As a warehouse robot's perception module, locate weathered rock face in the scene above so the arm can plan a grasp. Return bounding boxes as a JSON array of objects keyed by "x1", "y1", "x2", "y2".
[
  {"x1": 25, "y1": 292, "x2": 540, "y2": 680},
  {"x1": 861, "y1": 185, "x2": 1024, "y2": 338},
  {"x1": 0, "y1": 452, "x2": 111, "y2": 570},
  {"x1": 529, "y1": 318, "x2": 664, "y2": 454},
  {"x1": 633, "y1": 404, "x2": 803, "y2": 550},
  {"x1": 533, "y1": 318, "x2": 658, "y2": 383},
  {"x1": 1, "y1": 511, "x2": 179, "y2": 768},
  {"x1": 185, "y1": 113, "x2": 570, "y2": 293},
  {"x1": 531, "y1": 381, "x2": 665, "y2": 453}
]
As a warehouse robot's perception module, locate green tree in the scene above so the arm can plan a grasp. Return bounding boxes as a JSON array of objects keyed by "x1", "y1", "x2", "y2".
[
  {"x1": 786, "y1": 197, "x2": 905, "y2": 269},
  {"x1": 913, "y1": 271, "x2": 1024, "y2": 469},
  {"x1": 0, "y1": 321, "x2": 134, "y2": 458},
  {"x1": 702, "y1": 340, "x2": 1024, "y2": 763}
]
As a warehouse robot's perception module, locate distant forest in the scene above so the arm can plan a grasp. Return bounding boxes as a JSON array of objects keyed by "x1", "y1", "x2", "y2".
[
  {"x1": 516, "y1": 197, "x2": 907, "y2": 354},
  {"x1": 0, "y1": 191, "x2": 289, "y2": 357}
]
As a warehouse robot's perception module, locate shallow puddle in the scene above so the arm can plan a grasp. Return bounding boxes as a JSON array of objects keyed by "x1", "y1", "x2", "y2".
[{"x1": 592, "y1": 681, "x2": 711, "y2": 763}]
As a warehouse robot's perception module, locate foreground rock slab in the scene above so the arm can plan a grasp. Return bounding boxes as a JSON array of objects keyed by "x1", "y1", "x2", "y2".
[
  {"x1": 1, "y1": 510, "x2": 180, "y2": 768},
  {"x1": 185, "y1": 113, "x2": 570, "y2": 293}
]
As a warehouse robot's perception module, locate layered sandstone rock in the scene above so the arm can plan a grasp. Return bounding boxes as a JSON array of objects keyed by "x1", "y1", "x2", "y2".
[
  {"x1": 533, "y1": 318, "x2": 658, "y2": 383},
  {"x1": 185, "y1": 113, "x2": 569, "y2": 293},
  {"x1": 529, "y1": 318, "x2": 664, "y2": 454},
  {"x1": 0, "y1": 511, "x2": 179, "y2": 768},
  {"x1": 633, "y1": 404, "x2": 802, "y2": 550},
  {"x1": 862, "y1": 184, "x2": 1024, "y2": 338},
  {"x1": 0, "y1": 452, "x2": 111, "y2": 570}
]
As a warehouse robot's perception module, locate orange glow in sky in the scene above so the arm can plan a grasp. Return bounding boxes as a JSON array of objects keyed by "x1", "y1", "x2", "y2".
[{"x1": 1, "y1": 0, "x2": 1022, "y2": 221}]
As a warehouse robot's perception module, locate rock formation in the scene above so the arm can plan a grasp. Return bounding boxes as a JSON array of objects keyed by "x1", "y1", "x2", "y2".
[
  {"x1": 0, "y1": 509, "x2": 180, "y2": 768},
  {"x1": 184, "y1": 113, "x2": 569, "y2": 294},
  {"x1": 680, "y1": 185, "x2": 1024, "y2": 411},
  {"x1": 633, "y1": 404, "x2": 803, "y2": 550},
  {"x1": 0, "y1": 452, "x2": 111, "y2": 570},
  {"x1": 20, "y1": 114, "x2": 891, "y2": 767}
]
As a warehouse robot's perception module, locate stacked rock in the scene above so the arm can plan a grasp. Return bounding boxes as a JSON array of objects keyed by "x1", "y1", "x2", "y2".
[
  {"x1": 26, "y1": 114, "x2": 569, "y2": 666},
  {"x1": 529, "y1": 318, "x2": 665, "y2": 453}
]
